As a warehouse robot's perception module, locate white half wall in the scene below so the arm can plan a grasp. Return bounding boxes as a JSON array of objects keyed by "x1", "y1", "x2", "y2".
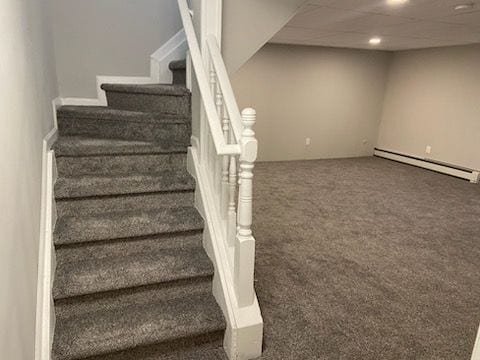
[
  {"x1": 231, "y1": 44, "x2": 391, "y2": 162},
  {"x1": 377, "y1": 44, "x2": 480, "y2": 171},
  {"x1": 222, "y1": 0, "x2": 308, "y2": 73},
  {"x1": 0, "y1": 0, "x2": 59, "y2": 358},
  {"x1": 50, "y1": 0, "x2": 182, "y2": 98}
]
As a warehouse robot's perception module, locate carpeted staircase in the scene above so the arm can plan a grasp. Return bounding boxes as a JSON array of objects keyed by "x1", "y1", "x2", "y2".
[{"x1": 51, "y1": 60, "x2": 228, "y2": 360}]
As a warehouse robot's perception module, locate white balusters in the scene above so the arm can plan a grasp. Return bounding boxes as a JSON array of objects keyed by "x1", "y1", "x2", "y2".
[
  {"x1": 234, "y1": 108, "x2": 257, "y2": 307},
  {"x1": 227, "y1": 153, "x2": 237, "y2": 247},
  {"x1": 221, "y1": 106, "x2": 230, "y2": 219}
]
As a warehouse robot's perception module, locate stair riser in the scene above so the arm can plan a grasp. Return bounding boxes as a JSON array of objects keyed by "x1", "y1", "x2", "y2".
[
  {"x1": 54, "y1": 207, "x2": 204, "y2": 245},
  {"x1": 53, "y1": 252, "x2": 213, "y2": 300},
  {"x1": 56, "y1": 191, "x2": 195, "y2": 217},
  {"x1": 172, "y1": 69, "x2": 186, "y2": 86},
  {"x1": 82, "y1": 332, "x2": 225, "y2": 360},
  {"x1": 54, "y1": 275, "x2": 211, "y2": 320},
  {"x1": 105, "y1": 92, "x2": 191, "y2": 116},
  {"x1": 58, "y1": 117, "x2": 190, "y2": 145},
  {"x1": 56, "y1": 153, "x2": 186, "y2": 177}
]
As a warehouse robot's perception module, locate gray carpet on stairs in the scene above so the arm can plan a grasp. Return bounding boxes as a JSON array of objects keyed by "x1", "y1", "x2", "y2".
[
  {"x1": 51, "y1": 61, "x2": 227, "y2": 360},
  {"x1": 253, "y1": 157, "x2": 480, "y2": 360}
]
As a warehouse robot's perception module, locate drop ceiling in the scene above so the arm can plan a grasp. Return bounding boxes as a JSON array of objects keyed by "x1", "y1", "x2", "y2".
[{"x1": 270, "y1": 0, "x2": 480, "y2": 50}]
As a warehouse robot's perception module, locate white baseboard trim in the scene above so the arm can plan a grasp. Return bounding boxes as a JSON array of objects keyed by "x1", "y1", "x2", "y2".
[
  {"x1": 187, "y1": 146, "x2": 263, "y2": 360},
  {"x1": 60, "y1": 97, "x2": 102, "y2": 107},
  {"x1": 374, "y1": 149, "x2": 479, "y2": 183},
  {"x1": 472, "y1": 325, "x2": 480, "y2": 360},
  {"x1": 60, "y1": 30, "x2": 187, "y2": 107},
  {"x1": 151, "y1": 29, "x2": 187, "y2": 84},
  {"x1": 35, "y1": 113, "x2": 59, "y2": 360}
]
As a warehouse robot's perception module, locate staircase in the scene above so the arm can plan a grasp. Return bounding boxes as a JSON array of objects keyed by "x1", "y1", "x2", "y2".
[{"x1": 51, "y1": 60, "x2": 228, "y2": 360}]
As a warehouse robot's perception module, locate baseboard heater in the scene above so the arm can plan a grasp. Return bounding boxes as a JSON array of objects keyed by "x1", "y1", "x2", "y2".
[{"x1": 374, "y1": 148, "x2": 479, "y2": 183}]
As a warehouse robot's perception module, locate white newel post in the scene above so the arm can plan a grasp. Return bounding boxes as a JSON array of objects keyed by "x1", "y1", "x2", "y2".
[{"x1": 235, "y1": 108, "x2": 257, "y2": 307}]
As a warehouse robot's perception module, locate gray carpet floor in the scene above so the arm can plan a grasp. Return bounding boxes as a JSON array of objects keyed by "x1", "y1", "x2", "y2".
[{"x1": 252, "y1": 157, "x2": 480, "y2": 360}]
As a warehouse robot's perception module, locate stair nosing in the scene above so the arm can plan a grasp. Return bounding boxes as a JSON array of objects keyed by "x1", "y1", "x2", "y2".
[
  {"x1": 100, "y1": 83, "x2": 190, "y2": 97},
  {"x1": 53, "y1": 207, "x2": 204, "y2": 246},
  {"x1": 52, "y1": 292, "x2": 225, "y2": 360}
]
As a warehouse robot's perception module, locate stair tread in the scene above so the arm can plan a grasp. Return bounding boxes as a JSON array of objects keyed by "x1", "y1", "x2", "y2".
[
  {"x1": 54, "y1": 136, "x2": 187, "y2": 157},
  {"x1": 87, "y1": 344, "x2": 228, "y2": 360},
  {"x1": 55, "y1": 170, "x2": 195, "y2": 199},
  {"x1": 54, "y1": 206, "x2": 204, "y2": 245},
  {"x1": 57, "y1": 106, "x2": 189, "y2": 123},
  {"x1": 52, "y1": 291, "x2": 225, "y2": 360},
  {"x1": 169, "y1": 59, "x2": 186, "y2": 71},
  {"x1": 53, "y1": 244, "x2": 213, "y2": 299},
  {"x1": 100, "y1": 83, "x2": 190, "y2": 96}
]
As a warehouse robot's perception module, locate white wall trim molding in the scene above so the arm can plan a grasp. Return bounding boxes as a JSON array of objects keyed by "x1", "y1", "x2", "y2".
[
  {"x1": 60, "y1": 97, "x2": 102, "y2": 107},
  {"x1": 60, "y1": 31, "x2": 187, "y2": 107},
  {"x1": 151, "y1": 29, "x2": 187, "y2": 84},
  {"x1": 187, "y1": 146, "x2": 263, "y2": 360},
  {"x1": 374, "y1": 148, "x2": 480, "y2": 183},
  {"x1": 472, "y1": 324, "x2": 480, "y2": 360},
  {"x1": 35, "y1": 101, "x2": 60, "y2": 359}
]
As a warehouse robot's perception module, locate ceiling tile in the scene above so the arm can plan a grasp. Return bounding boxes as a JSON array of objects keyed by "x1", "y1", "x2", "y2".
[
  {"x1": 273, "y1": 26, "x2": 327, "y2": 41},
  {"x1": 442, "y1": 9, "x2": 480, "y2": 27},
  {"x1": 272, "y1": 1, "x2": 480, "y2": 50},
  {"x1": 323, "y1": 0, "x2": 480, "y2": 20},
  {"x1": 288, "y1": 6, "x2": 414, "y2": 31},
  {"x1": 377, "y1": 21, "x2": 480, "y2": 42}
]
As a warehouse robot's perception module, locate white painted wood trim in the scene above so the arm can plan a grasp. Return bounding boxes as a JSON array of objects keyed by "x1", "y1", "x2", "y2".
[
  {"x1": 61, "y1": 30, "x2": 188, "y2": 106},
  {"x1": 187, "y1": 147, "x2": 263, "y2": 360},
  {"x1": 206, "y1": 36, "x2": 242, "y2": 142},
  {"x1": 374, "y1": 149, "x2": 479, "y2": 183},
  {"x1": 472, "y1": 324, "x2": 480, "y2": 360},
  {"x1": 178, "y1": 0, "x2": 241, "y2": 156},
  {"x1": 35, "y1": 118, "x2": 58, "y2": 360},
  {"x1": 60, "y1": 97, "x2": 102, "y2": 106},
  {"x1": 151, "y1": 29, "x2": 187, "y2": 83}
]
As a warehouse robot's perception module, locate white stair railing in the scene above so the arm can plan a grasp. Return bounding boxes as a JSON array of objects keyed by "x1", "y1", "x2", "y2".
[{"x1": 178, "y1": 0, "x2": 258, "y2": 308}]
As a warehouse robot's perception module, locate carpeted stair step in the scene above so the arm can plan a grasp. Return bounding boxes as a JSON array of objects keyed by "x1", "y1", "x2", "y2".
[
  {"x1": 54, "y1": 206, "x2": 204, "y2": 246},
  {"x1": 169, "y1": 59, "x2": 187, "y2": 86},
  {"x1": 55, "y1": 231, "x2": 203, "y2": 270},
  {"x1": 84, "y1": 338, "x2": 228, "y2": 360},
  {"x1": 101, "y1": 84, "x2": 191, "y2": 116},
  {"x1": 55, "y1": 170, "x2": 195, "y2": 199},
  {"x1": 53, "y1": 243, "x2": 213, "y2": 299},
  {"x1": 54, "y1": 275, "x2": 211, "y2": 320},
  {"x1": 53, "y1": 136, "x2": 188, "y2": 157},
  {"x1": 57, "y1": 106, "x2": 190, "y2": 145},
  {"x1": 56, "y1": 153, "x2": 187, "y2": 177},
  {"x1": 56, "y1": 191, "x2": 195, "y2": 217},
  {"x1": 52, "y1": 291, "x2": 226, "y2": 360}
]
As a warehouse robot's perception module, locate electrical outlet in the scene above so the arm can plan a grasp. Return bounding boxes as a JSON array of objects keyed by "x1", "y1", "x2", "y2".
[
  {"x1": 426, "y1": 145, "x2": 432, "y2": 154},
  {"x1": 305, "y1": 138, "x2": 311, "y2": 146}
]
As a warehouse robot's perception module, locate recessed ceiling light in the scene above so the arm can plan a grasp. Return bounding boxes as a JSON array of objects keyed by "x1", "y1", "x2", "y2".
[
  {"x1": 369, "y1": 37, "x2": 382, "y2": 45},
  {"x1": 454, "y1": 3, "x2": 475, "y2": 11},
  {"x1": 386, "y1": 0, "x2": 409, "y2": 6}
]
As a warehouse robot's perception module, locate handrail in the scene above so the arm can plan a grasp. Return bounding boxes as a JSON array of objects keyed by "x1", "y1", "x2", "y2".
[
  {"x1": 177, "y1": 0, "x2": 258, "y2": 311},
  {"x1": 206, "y1": 35, "x2": 242, "y2": 144},
  {"x1": 177, "y1": 0, "x2": 240, "y2": 155}
]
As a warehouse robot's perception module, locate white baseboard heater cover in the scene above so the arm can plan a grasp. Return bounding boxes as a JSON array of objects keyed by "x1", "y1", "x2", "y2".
[{"x1": 374, "y1": 148, "x2": 479, "y2": 184}]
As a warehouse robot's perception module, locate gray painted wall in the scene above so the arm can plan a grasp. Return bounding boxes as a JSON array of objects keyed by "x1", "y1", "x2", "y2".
[
  {"x1": 50, "y1": 0, "x2": 182, "y2": 98},
  {"x1": 222, "y1": 0, "x2": 307, "y2": 73},
  {"x1": 231, "y1": 44, "x2": 391, "y2": 161},
  {"x1": 0, "y1": 0, "x2": 58, "y2": 358},
  {"x1": 377, "y1": 44, "x2": 480, "y2": 170}
]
